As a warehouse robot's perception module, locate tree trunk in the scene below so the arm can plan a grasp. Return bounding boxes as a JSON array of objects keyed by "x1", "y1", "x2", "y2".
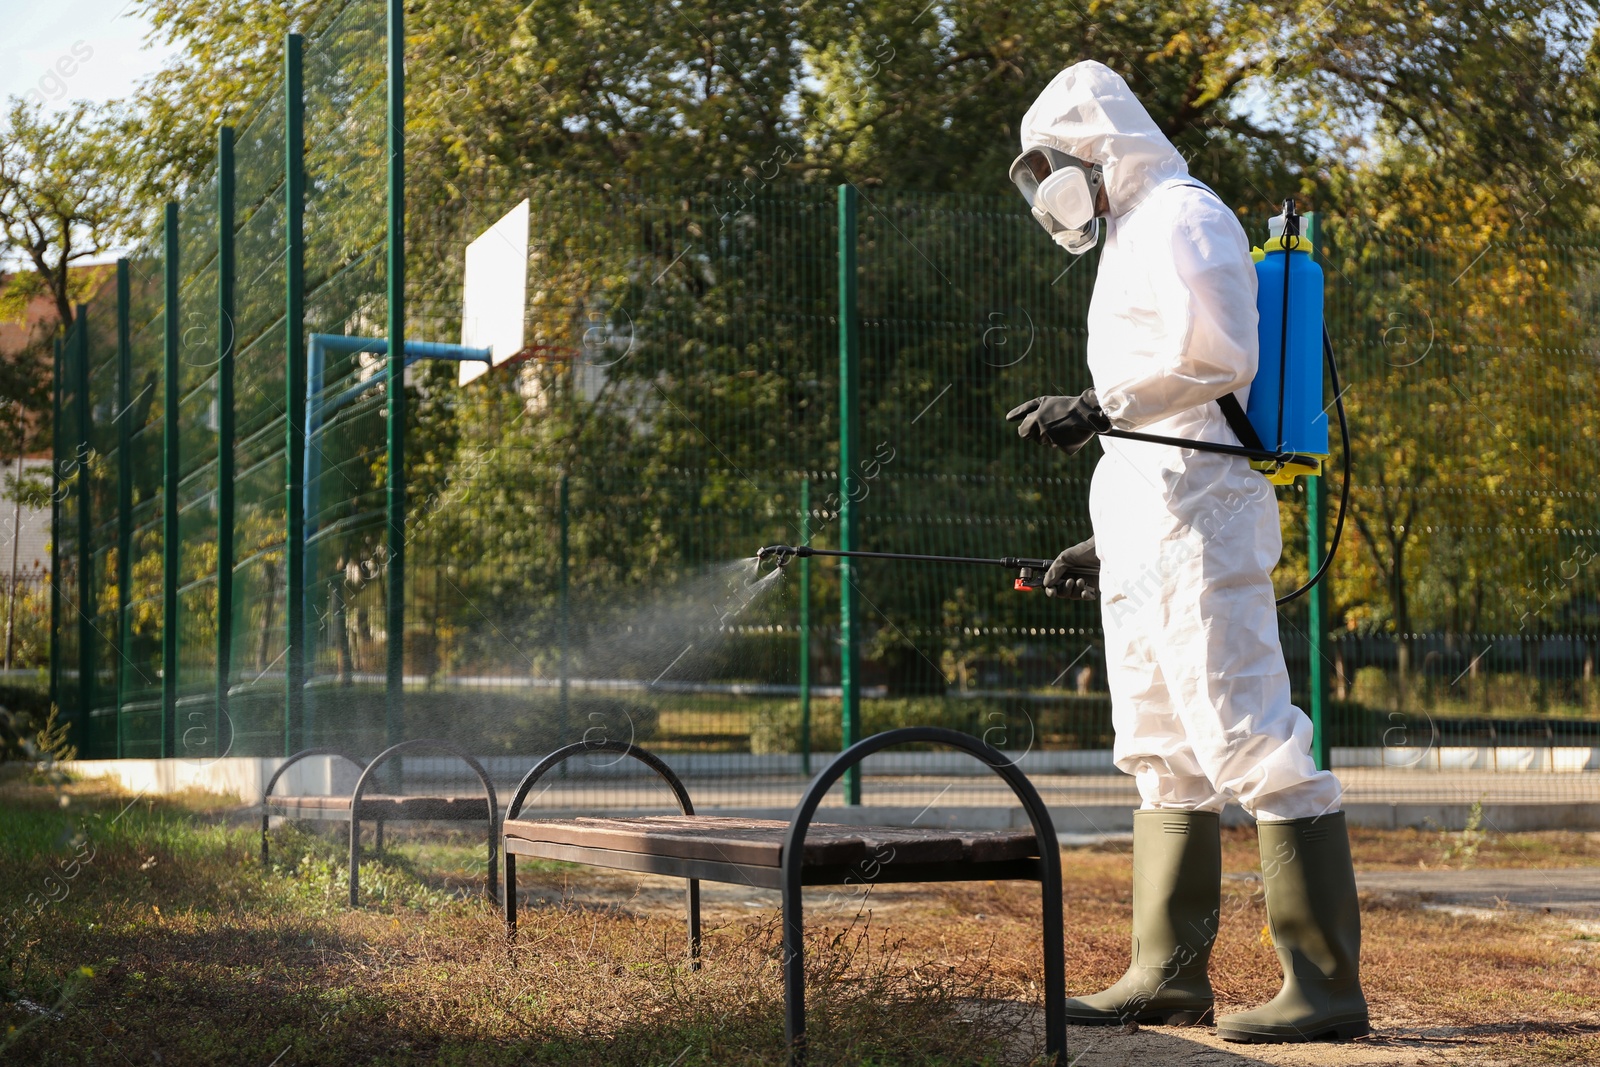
[
  {"x1": 1586, "y1": 637, "x2": 1598, "y2": 711},
  {"x1": 332, "y1": 571, "x2": 353, "y2": 685},
  {"x1": 1522, "y1": 634, "x2": 1543, "y2": 711},
  {"x1": 257, "y1": 559, "x2": 278, "y2": 672},
  {"x1": 1392, "y1": 537, "x2": 1409, "y2": 710}
]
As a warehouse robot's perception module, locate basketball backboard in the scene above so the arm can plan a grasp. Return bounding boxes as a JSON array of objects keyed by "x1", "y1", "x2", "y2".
[{"x1": 459, "y1": 199, "x2": 530, "y2": 385}]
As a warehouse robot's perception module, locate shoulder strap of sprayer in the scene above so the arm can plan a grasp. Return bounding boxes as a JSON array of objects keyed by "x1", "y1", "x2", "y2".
[
  {"x1": 1216, "y1": 393, "x2": 1266, "y2": 453},
  {"x1": 1163, "y1": 180, "x2": 1272, "y2": 457}
]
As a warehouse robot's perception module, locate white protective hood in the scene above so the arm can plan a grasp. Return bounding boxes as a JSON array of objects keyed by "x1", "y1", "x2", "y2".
[{"x1": 1018, "y1": 61, "x2": 1189, "y2": 218}]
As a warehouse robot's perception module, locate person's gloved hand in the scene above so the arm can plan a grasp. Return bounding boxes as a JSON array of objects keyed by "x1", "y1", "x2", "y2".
[
  {"x1": 1006, "y1": 390, "x2": 1111, "y2": 455},
  {"x1": 1044, "y1": 537, "x2": 1099, "y2": 600}
]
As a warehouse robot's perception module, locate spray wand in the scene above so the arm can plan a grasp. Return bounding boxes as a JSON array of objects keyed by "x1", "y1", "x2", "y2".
[{"x1": 755, "y1": 544, "x2": 1095, "y2": 593}]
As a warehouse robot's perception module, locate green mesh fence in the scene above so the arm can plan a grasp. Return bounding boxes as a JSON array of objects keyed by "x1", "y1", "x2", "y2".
[
  {"x1": 852, "y1": 188, "x2": 1103, "y2": 747},
  {"x1": 1319, "y1": 221, "x2": 1600, "y2": 758},
  {"x1": 174, "y1": 170, "x2": 221, "y2": 761},
  {"x1": 227, "y1": 80, "x2": 291, "y2": 755},
  {"x1": 120, "y1": 248, "x2": 167, "y2": 756},
  {"x1": 81, "y1": 270, "x2": 121, "y2": 758},
  {"x1": 300, "y1": 0, "x2": 391, "y2": 756},
  {"x1": 400, "y1": 180, "x2": 840, "y2": 804},
  {"x1": 48, "y1": 5, "x2": 1600, "y2": 808},
  {"x1": 52, "y1": 329, "x2": 78, "y2": 741}
]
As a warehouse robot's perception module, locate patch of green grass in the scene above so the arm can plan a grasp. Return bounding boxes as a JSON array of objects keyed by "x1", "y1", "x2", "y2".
[
  {"x1": 1, "y1": 778, "x2": 1019, "y2": 1065},
  {"x1": 1526, "y1": 1034, "x2": 1600, "y2": 1064}
]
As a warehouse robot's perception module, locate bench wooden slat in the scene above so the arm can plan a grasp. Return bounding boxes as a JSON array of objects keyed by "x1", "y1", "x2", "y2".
[{"x1": 502, "y1": 815, "x2": 1037, "y2": 869}]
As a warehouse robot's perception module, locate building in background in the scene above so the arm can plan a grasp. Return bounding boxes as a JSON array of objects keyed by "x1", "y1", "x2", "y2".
[{"x1": 1, "y1": 265, "x2": 114, "y2": 675}]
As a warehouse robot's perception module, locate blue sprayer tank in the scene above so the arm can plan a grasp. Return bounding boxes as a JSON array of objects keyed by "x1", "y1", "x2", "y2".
[{"x1": 1246, "y1": 212, "x2": 1328, "y2": 484}]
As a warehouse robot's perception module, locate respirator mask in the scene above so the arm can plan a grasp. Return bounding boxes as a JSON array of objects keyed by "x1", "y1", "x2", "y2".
[{"x1": 1009, "y1": 146, "x2": 1104, "y2": 255}]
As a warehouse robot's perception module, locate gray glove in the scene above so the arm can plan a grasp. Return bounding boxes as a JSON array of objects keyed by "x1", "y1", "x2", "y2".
[
  {"x1": 1006, "y1": 390, "x2": 1111, "y2": 455},
  {"x1": 1044, "y1": 537, "x2": 1099, "y2": 600}
]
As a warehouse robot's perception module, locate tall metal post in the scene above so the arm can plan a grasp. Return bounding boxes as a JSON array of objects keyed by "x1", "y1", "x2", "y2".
[
  {"x1": 284, "y1": 34, "x2": 306, "y2": 755},
  {"x1": 836, "y1": 185, "x2": 861, "y2": 805},
  {"x1": 384, "y1": 0, "x2": 407, "y2": 750},
  {"x1": 558, "y1": 472, "x2": 570, "y2": 742},
  {"x1": 161, "y1": 204, "x2": 180, "y2": 758},
  {"x1": 75, "y1": 304, "x2": 93, "y2": 750},
  {"x1": 49, "y1": 337, "x2": 61, "y2": 715},
  {"x1": 215, "y1": 126, "x2": 236, "y2": 757},
  {"x1": 1306, "y1": 211, "x2": 1330, "y2": 770},
  {"x1": 115, "y1": 260, "x2": 132, "y2": 758},
  {"x1": 798, "y1": 478, "x2": 812, "y2": 775}
]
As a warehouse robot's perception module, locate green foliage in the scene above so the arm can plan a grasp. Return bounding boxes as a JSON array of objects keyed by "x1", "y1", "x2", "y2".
[
  {"x1": 226, "y1": 683, "x2": 659, "y2": 756},
  {"x1": 266, "y1": 823, "x2": 467, "y2": 911},
  {"x1": 0, "y1": 99, "x2": 133, "y2": 340},
  {"x1": 32, "y1": 0, "x2": 1600, "y2": 755},
  {"x1": 31, "y1": 705, "x2": 76, "y2": 765},
  {"x1": 120, "y1": 2, "x2": 1235, "y2": 209},
  {"x1": 0, "y1": 686, "x2": 55, "y2": 765},
  {"x1": 0, "y1": 572, "x2": 49, "y2": 670},
  {"x1": 1440, "y1": 797, "x2": 1489, "y2": 867},
  {"x1": 749, "y1": 695, "x2": 1114, "y2": 754}
]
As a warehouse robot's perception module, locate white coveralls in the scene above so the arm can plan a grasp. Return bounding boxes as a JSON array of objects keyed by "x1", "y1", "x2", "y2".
[{"x1": 1020, "y1": 62, "x2": 1342, "y2": 821}]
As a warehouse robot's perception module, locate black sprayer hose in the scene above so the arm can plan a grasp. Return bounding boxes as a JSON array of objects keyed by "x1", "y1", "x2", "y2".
[{"x1": 1274, "y1": 323, "x2": 1351, "y2": 606}]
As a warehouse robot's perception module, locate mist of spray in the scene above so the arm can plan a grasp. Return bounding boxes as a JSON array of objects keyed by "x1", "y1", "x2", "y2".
[{"x1": 575, "y1": 557, "x2": 786, "y2": 686}]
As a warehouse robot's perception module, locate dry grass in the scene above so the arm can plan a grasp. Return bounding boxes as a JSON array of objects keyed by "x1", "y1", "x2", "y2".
[{"x1": 2, "y1": 774, "x2": 1597, "y2": 1065}]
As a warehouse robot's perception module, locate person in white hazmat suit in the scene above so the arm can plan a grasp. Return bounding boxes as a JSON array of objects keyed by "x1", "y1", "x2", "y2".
[{"x1": 1004, "y1": 61, "x2": 1368, "y2": 1043}]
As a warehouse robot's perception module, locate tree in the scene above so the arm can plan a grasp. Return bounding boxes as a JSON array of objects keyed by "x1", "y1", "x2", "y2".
[
  {"x1": 0, "y1": 100, "x2": 136, "y2": 330},
  {"x1": 98, "y1": 0, "x2": 1600, "y2": 704}
]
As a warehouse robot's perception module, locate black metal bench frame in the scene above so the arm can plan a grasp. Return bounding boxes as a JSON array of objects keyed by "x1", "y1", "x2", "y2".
[
  {"x1": 348, "y1": 739, "x2": 501, "y2": 906},
  {"x1": 259, "y1": 740, "x2": 501, "y2": 906},
  {"x1": 261, "y1": 747, "x2": 369, "y2": 867},
  {"x1": 502, "y1": 726, "x2": 1065, "y2": 1065}
]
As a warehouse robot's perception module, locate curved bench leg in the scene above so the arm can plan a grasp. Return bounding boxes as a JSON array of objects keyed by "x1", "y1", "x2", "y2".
[
  {"x1": 487, "y1": 822, "x2": 500, "y2": 906},
  {"x1": 686, "y1": 878, "x2": 701, "y2": 970},
  {"x1": 504, "y1": 853, "x2": 518, "y2": 939},
  {"x1": 348, "y1": 815, "x2": 361, "y2": 907},
  {"x1": 782, "y1": 884, "x2": 805, "y2": 1065},
  {"x1": 375, "y1": 817, "x2": 384, "y2": 855},
  {"x1": 260, "y1": 812, "x2": 270, "y2": 869},
  {"x1": 1041, "y1": 863, "x2": 1066, "y2": 1064}
]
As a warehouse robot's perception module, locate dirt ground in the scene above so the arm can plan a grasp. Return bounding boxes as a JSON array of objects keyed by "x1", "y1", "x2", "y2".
[
  {"x1": 3, "y1": 779, "x2": 1598, "y2": 1065},
  {"x1": 525, "y1": 828, "x2": 1600, "y2": 1066}
]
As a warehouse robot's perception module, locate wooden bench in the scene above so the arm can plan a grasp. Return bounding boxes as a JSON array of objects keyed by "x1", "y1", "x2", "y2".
[
  {"x1": 260, "y1": 739, "x2": 501, "y2": 905},
  {"x1": 502, "y1": 727, "x2": 1066, "y2": 1066}
]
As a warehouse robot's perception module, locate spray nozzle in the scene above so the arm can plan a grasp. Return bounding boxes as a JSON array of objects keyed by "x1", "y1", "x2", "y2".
[{"x1": 756, "y1": 544, "x2": 807, "y2": 569}]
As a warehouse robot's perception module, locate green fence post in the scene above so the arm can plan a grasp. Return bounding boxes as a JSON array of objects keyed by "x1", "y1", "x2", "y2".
[
  {"x1": 558, "y1": 472, "x2": 570, "y2": 751},
  {"x1": 162, "y1": 203, "x2": 180, "y2": 758},
  {"x1": 216, "y1": 126, "x2": 235, "y2": 757},
  {"x1": 798, "y1": 477, "x2": 812, "y2": 776},
  {"x1": 75, "y1": 304, "x2": 93, "y2": 750},
  {"x1": 837, "y1": 184, "x2": 861, "y2": 805},
  {"x1": 384, "y1": 0, "x2": 406, "y2": 751},
  {"x1": 284, "y1": 33, "x2": 305, "y2": 755},
  {"x1": 1306, "y1": 211, "x2": 1330, "y2": 770},
  {"x1": 115, "y1": 260, "x2": 131, "y2": 758},
  {"x1": 49, "y1": 336, "x2": 61, "y2": 717}
]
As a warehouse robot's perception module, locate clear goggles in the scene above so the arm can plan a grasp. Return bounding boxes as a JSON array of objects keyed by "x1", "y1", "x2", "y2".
[{"x1": 1009, "y1": 146, "x2": 1104, "y2": 255}]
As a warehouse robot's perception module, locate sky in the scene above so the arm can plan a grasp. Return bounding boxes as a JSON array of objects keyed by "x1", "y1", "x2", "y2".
[{"x1": 0, "y1": 0, "x2": 176, "y2": 113}]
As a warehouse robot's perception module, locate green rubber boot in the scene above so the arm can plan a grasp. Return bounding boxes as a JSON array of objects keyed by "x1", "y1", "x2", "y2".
[
  {"x1": 1064, "y1": 810, "x2": 1220, "y2": 1026},
  {"x1": 1217, "y1": 812, "x2": 1370, "y2": 1043}
]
